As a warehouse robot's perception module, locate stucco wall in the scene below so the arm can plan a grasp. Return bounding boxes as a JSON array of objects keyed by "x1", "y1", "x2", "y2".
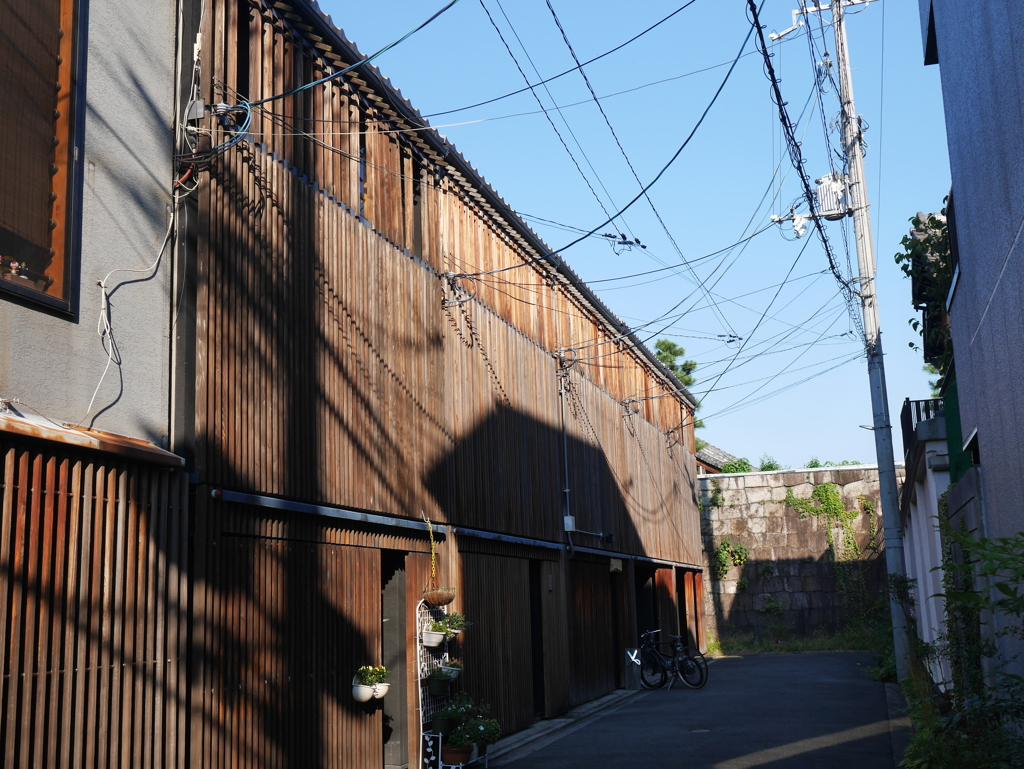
[
  {"x1": 700, "y1": 466, "x2": 891, "y2": 638},
  {"x1": 924, "y1": 0, "x2": 1024, "y2": 667},
  {"x1": 0, "y1": 0, "x2": 175, "y2": 444}
]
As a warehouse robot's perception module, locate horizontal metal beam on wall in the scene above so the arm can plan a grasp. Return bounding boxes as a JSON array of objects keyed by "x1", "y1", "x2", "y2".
[
  {"x1": 573, "y1": 544, "x2": 704, "y2": 571},
  {"x1": 452, "y1": 527, "x2": 703, "y2": 570},
  {"x1": 210, "y1": 488, "x2": 446, "y2": 536},
  {"x1": 451, "y1": 526, "x2": 563, "y2": 550}
]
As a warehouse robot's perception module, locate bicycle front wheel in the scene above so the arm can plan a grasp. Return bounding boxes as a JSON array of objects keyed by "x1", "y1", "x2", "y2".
[
  {"x1": 676, "y1": 654, "x2": 706, "y2": 689},
  {"x1": 681, "y1": 646, "x2": 709, "y2": 686},
  {"x1": 639, "y1": 649, "x2": 666, "y2": 690}
]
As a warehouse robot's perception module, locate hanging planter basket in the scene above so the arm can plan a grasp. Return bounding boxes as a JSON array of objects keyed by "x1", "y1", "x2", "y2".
[
  {"x1": 422, "y1": 514, "x2": 455, "y2": 606},
  {"x1": 423, "y1": 587, "x2": 456, "y2": 606}
]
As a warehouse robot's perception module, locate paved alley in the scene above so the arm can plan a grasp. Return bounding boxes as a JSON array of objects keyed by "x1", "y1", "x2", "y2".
[{"x1": 495, "y1": 652, "x2": 907, "y2": 769}]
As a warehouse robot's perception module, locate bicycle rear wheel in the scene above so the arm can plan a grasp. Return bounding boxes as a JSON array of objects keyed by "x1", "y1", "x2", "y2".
[{"x1": 639, "y1": 648, "x2": 666, "y2": 690}]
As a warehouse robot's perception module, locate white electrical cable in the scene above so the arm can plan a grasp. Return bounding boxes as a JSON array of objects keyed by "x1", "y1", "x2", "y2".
[{"x1": 76, "y1": 213, "x2": 175, "y2": 427}]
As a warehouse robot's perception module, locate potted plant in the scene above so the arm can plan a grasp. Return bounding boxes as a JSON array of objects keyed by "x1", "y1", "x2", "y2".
[
  {"x1": 353, "y1": 665, "x2": 388, "y2": 702},
  {"x1": 442, "y1": 612, "x2": 471, "y2": 638},
  {"x1": 441, "y1": 722, "x2": 476, "y2": 765},
  {"x1": 468, "y1": 717, "x2": 501, "y2": 756},
  {"x1": 427, "y1": 668, "x2": 452, "y2": 697},
  {"x1": 430, "y1": 697, "x2": 466, "y2": 736},
  {"x1": 422, "y1": 620, "x2": 446, "y2": 648},
  {"x1": 441, "y1": 659, "x2": 462, "y2": 680}
]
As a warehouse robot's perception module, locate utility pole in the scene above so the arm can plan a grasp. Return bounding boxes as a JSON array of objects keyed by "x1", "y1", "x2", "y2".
[{"x1": 772, "y1": 0, "x2": 909, "y2": 681}]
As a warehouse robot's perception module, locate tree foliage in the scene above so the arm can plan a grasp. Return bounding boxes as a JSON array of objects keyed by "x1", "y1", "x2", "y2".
[
  {"x1": 654, "y1": 339, "x2": 697, "y2": 386},
  {"x1": 894, "y1": 204, "x2": 954, "y2": 385},
  {"x1": 654, "y1": 338, "x2": 704, "y2": 428}
]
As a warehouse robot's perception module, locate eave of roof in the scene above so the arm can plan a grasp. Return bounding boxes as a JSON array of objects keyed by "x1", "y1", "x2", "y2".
[
  {"x1": 0, "y1": 412, "x2": 185, "y2": 467},
  {"x1": 287, "y1": 0, "x2": 697, "y2": 410}
]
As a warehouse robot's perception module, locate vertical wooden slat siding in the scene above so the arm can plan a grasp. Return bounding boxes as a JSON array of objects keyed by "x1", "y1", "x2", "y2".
[
  {"x1": 179, "y1": 0, "x2": 711, "y2": 763},
  {"x1": 195, "y1": 0, "x2": 701, "y2": 567},
  {"x1": 568, "y1": 559, "x2": 616, "y2": 707},
  {"x1": 460, "y1": 554, "x2": 534, "y2": 735},
  {"x1": 0, "y1": 439, "x2": 187, "y2": 769}
]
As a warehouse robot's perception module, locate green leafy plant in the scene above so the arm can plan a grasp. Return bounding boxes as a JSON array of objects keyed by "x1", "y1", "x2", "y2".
[
  {"x1": 785, "y1": 483, "x2": 876, "y2": 620},
  {"x1": 445, "y1": 722, "x2": 478, "y2": 749},
  {"x1": 893, "y1": 205, "x2": 953, "y2": 380},
  {"x1": 436, "y1": 693, "x2": 489, "y2": 723},
  {"x1": 721, "y1": 457, "x2": 753, "y2": 474},
  {"x1": 467, "y1": 717, "x2": 501, "y2": 746},
  {"x1": 428, "y1": 668, "x2": 452, "y2": 681},
  {"x1": 757, "y1": 562, "x2": 777, "y2": 582},
  {"x1": 759, "y1": 595, "x2": 784, "y2": 615},
  {"x1": 730, "y1": 541, "x2": 749, "y2": 568},
  {"x1": 898, "y1": 490, "x2": 1024, "y2": 768},
  {"x1": 713, "y1": 538, "x2": 750, "y2": 579},
  {"x1": 356, "y1": 665, "x2": 388, "y2": 685},
  {"x1": 714, "y1": 539, "x2": 734, "y2": 579},
  {"x1": 707, "y1": 479, "x2": 724, "y2": 510},
  {"x1": 737, "y1": 577, "x2": 749, "y2": 592},
  {"x1": 443, "y1": 612, "x2": 472, "y2": 633},
  {"x1": 758, "y1": 454, "x2": 783, "y2": 471}
]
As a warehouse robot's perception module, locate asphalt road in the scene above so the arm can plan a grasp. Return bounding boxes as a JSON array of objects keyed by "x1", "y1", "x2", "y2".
[{"x1": 497, "y1": 652, "x2": 904, "y2": 769}]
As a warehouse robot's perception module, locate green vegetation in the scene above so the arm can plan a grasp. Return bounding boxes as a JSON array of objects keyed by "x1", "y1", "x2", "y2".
[
  {"x1": 707, "y1": 619, "x2": 890, "y2": 655},
  {"x1": 785, "y1": 483, "x2": 877, "y2": 621},
  {"x1": 894, "y1": 205, "x2": 954, "y2": 384},
  {"x1": 721, "y1": 457, "x2": 753, "y2": 473},
  {"x1": 356, "y1": 665, "x2": 388, "y2": 685},
  {"x1": 759, "y1": 595, "x2": 784, "y2": 615},
  {"x1": 806, "y1": 456, "x2": 861, "y2": 468},
  {"x1": 899, "y1": 494, "x2": 1024, "y2": 769},
  {"x1": 655, "y1": 338, "x2": 704, "y2": 428},
  {"x1": 713, "y1": 538, "x2": 749, "y2": 578},
  {"x1": 758, "y1": 453, "x2": 784, "y2": 471}
]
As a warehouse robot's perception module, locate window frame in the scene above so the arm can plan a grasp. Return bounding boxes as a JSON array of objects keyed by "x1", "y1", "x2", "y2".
[{"x1": 0, "y1": 0, "x2": 87, "y2": 316}]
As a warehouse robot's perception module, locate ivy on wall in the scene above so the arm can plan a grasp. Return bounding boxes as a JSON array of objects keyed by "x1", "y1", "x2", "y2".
[{"x1": 785, "y1": 482, "x2": 878, "y2": 620}]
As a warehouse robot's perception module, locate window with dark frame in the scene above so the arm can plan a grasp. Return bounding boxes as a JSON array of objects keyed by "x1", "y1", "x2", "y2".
[{"x1": 0, "y1": 0, "x2": 77, "y2": 308}]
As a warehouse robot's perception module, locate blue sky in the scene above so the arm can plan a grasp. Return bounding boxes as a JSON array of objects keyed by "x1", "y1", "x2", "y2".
[{"x1": 319, "y1": 0, "x2": 951, "y2": 469}]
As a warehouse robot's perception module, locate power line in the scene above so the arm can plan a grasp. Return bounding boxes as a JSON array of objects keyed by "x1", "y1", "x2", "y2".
[
  {"x1": 422, "y1": 0, "x2": 703, "y2": 119},
  {"x1": 543, "y1": 0, "x2": 736, "y2": 337},
  {"x1": 451, "y1": 14, "x2": 757, "y2": 279},
  {"x1": 479, "y1": 0, "x2": 622, "y2": 228},
  {"x1": 745, "y1": 0, "x2": 862, "y2": 338}
]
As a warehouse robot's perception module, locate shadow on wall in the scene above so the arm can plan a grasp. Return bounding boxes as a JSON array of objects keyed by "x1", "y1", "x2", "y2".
[
  {"x1": 422, "y1": 402, "x2": 653, "y2": 730},
  {"x1": 708, "y1": 554, "x2": 887, "y2": 639}
]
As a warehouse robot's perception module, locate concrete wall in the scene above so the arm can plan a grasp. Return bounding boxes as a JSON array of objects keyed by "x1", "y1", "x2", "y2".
[
  {"x1": 0, "y1": 0, "x2": 175, "y2": 444},
  {"x1": 901, "y1": 423, "x2": 951, "y2": 685},
  {"x1": 922, "y1": 0, "x2": 1024, "y2": 667},
  {"x1": 699, "y1": 466, "x2": 891, "y2": 638}
]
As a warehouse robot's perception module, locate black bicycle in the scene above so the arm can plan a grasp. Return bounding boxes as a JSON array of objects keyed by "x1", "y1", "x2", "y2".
[{"x1": 638, "y1": 629, "x2": 707, "y2": 690}]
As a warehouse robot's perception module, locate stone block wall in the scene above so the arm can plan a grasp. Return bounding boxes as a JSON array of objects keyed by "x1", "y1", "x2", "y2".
[{"x1": 699, "y1": 465, "x2": 902, "y2": 637}]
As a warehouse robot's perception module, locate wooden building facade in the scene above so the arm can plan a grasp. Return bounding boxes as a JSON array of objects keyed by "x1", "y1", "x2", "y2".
[{"x1": 0, "y1": 0, "x2": 706, "y2": 766}]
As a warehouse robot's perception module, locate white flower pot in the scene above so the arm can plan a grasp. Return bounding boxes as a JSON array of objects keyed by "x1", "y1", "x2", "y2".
[
  {"x1": 352, "y1": 684, "x2": 374, "y2": 702},
  {"x1": 422, "y1": 630, "x2": 445, "y2": 647},
  {"x1": 373, "y1": 682, "x2": 390, "y2": 699}
]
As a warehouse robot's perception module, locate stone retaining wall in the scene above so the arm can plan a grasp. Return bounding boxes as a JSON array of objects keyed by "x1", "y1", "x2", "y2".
[{"x1": 699, "y1": 465, "x2": 899, "y2": 637}]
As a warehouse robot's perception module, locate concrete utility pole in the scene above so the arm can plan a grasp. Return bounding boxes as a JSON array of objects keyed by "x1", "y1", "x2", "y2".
[{"x1": 772, "y1": 0, "x2": 909, "y2": 682}]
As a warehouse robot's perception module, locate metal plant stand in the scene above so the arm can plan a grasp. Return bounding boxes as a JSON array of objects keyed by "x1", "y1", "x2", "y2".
[{"x1": 416, "y1": 600, "x2": 487, "y2": 768}]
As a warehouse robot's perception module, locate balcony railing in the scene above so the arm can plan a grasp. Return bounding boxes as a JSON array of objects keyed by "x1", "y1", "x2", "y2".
[{"x1": 900, "y1": 397, "x2": 943, "y2": 461}]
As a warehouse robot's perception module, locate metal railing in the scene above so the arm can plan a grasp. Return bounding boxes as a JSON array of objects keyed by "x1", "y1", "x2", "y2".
[{"x1": 900, "y1": 397, "x2": 943, "y2": 461}]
